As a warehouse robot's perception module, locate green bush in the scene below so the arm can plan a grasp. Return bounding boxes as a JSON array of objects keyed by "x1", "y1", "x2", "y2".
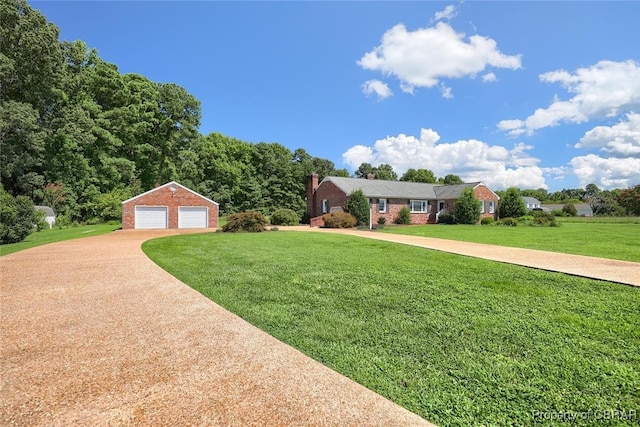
[
  {"x1": 270, "y1": 208, "x2": 300, "y2": 226},
  {"x1": 222, "y1": 211, "x2": 267, "y2": 232},
  {"x1": 497, "y1": 217, "x2": 518, "y2": 226},
  {"x1": 0, "y1": 186, "x2": 37, "y2": 244},
  {"x1": 551, "y1": 209, "x2": 565, "y2": 217},
  {"x1": 480, "y1": 217, "x2": 494, "y2": 225},
  {"x1": 394, "y1": 206, "x2": 412, "y2": 224},
  {"x1": 453, "y1": 188, "x2": 481, "y2": 224},
  {"x1": 437, "y1": 213, "x2": 455, "y2": 224},
  {"x1": 346, "y1": 189, "x2": 370, "y2": 226},
  {"x1": 531, "y1": 211, "x2": 558, "y2": 227},
  {"x1": 562, "y1": 203, "x2": 578, "y2": 216},
  {"x1": 377, "y1": 216, "x2": 387, "y2": 225},
  {"x1": 322, "y1": 212, "x2": 357, "y2": 228}
]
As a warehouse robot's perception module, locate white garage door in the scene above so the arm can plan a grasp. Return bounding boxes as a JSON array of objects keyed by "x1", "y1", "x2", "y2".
[
  {"x1": 135, "y1": 206, "x2": 168, "y2": 229},
  {"x1": 178, "y1": 207, "x2": 208, "y2": 228}
]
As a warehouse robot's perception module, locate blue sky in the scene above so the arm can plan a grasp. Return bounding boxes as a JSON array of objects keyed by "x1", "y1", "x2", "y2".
[{"x1": 33, "y1": 1, "x2": 640, "y2": 191}]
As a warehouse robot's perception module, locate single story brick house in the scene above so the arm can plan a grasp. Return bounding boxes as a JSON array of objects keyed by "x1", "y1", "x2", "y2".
[
  {"x1": 121, "y1": 181, "x2": 219, "y2": 229},
  {"x1": 306, "y1": 174, "x2": 499, "y2": 226}
]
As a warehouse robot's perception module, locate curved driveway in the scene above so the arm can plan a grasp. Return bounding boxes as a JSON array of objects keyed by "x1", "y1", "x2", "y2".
[
  {"x1": 1, "y1": 229, "x2": 432, "y2": 426},
  {"x1": 2, "y1": 228, "x2": 638, "y2": 426}
]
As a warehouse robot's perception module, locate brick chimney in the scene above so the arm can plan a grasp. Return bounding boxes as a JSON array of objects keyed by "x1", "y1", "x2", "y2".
[{"x1": 306, "y1": 173, "x2": 318, "y2": 218}]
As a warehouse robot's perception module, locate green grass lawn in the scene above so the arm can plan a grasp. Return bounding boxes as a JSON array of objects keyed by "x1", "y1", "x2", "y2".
[
  {"x1": 143, "y1": 232, "x2": 640, "y2": 427},
  {"x1": 379, "y1": 221, "x2": 640, "y2": 262},
  {"x1": 0, "y1": 222, "x2": 121, "y2": 256}
]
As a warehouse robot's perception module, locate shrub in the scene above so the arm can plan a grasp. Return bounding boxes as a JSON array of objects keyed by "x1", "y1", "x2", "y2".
[
  {"x1": 394, "y1": 206, "x2": 412, "y2": 225},
  {"x1": 322, "y1": 212, "x2": 356, "y2": 228},
  {"x1": 531, "y1": 211, "x2": 557, "y2": 227},
  {"x1": 270, "y1": 208, "x2": 300, "y2": 226},
  {"x1": 0, "y1": 186, "x2": 37, "y2": 244},
  {"x1": 480, "y1": 217, "x2": 494, "y2": 225},
  {"x1": 437, "y1": 213, "x2": 455, "y2": 224},
  {"x1": 377, "y1": 216, "x2": 387, "y2": 225},
  {"x1": 499, "y1": 187, "x2": 526, "y2": 218},
  {"x1": 562, "y1": 203, "x2": 577, "y2": 217},
  {"x1": 551, "y1": 209, "x2": 565, "y2": 217},
  {"x1": 346, "y1": 189, "x2": 370, "y2": 226},
  {"x1": 222, "y1": 211, "x2": 267, "y2": 232},
  {"x1": 453, "y1": 188, "x2": 481, "y2": 224},
  {"x1": 497, "y1": 217, "x2": 518, "y2": 226}
]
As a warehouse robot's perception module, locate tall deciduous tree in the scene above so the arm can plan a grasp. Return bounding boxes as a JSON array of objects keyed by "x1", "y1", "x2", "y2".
[{"x1": 400, "y1": 168, "x2": 437, "y2": 183}]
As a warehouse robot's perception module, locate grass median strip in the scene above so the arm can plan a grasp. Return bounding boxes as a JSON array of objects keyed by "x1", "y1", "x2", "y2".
[
  {"x1": 143, "y1": 232, "x2": 639, "y2": 427},
  {"x1": 380, "y1": 221, "x2": 640, "y2": 262}
]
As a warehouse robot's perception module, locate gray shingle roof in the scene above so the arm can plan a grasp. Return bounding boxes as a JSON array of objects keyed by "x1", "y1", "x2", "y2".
[
  {"x1": 522, "y1": 196, "x2": 541, "y2": 205},
  {"x1": 321, "y1": 177, "x2": 484, "y2": 200}
]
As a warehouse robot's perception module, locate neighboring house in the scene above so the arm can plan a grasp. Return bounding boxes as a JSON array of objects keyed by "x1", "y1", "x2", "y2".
[
  {"x1": 34, "y1": 206, "x2": 56, "y2": 229},
  {"x1": 121, "y1": 181, "x2": 219, "y2": 230},
  {"x1": 523, "y1": 197, "x2": 541, "y2": 210},
  {"x1": 542, "y1": 203, "x2": 593, "y2": 217},
  {"x1": 306, "y1": 174, "x2": 499, "y2": 226}
]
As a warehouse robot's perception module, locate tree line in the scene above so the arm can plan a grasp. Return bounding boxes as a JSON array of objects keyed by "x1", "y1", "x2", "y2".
[{"x1": 1, "y1": 0, "x2": 638, "y2": 241}]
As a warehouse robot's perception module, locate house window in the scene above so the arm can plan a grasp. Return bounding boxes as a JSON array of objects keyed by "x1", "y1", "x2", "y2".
[
  {"x1": 378, "y1": 198, "x2": 387, "y2": 213},
  {"x1": 480, "y1": 200, "x2": 486, "y2": 213},
  {"x1": 322, "y1": 199, "x2": 328, "y2": 213},
  {"x1": 488, "y1": 201, "x2": 495, "y2": 213},
  {"x1": 410, "y1": 200, "x2": 427, "y2": 213}
]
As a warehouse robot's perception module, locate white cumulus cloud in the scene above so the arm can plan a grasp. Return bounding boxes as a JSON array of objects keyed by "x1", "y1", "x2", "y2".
[
  {"x1": 570, "y1": 154, "x2": 640, "y2": 189},
  {"x1": 433, "y1": 4, "x2": 458, "y2": 22},
  {"x1": 361, "y1": 79, "x2": 393, "y2": 100},
  {"x1": 341, "y1": 128, "x2": 546, "y2": 189},
  {"x1": 576, "y1": 113, "x2": 640, "y2": 157},
  {"x1": 357, "y1": 22, "x2": 522, "y2": 95},
  {"x1": 498, "y1": 60, "x2": 640, "y2": 135},
  {"x1": 482, "y1": 72, "x2": 498, "y2": 83}
]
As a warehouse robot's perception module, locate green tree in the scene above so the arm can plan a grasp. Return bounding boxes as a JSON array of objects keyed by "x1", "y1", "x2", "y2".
[
  {"x1": 0, "y1": 101, "x2": 46, "y2": 195},
  {"x1": 400, "y1": 168, "x2": 437, "y2": 183},
  {"x1": 499, "y1": 187, "x2": 526, "y2": 218},
  {"x1": 346, "y1": 189, "x2": 370, "y2": 226},
  {"x1": 0, "y1": 184, "x2": 37, "y2": 244},
  {"x1": 374, "y1": 163, "x2": 398, "y2": 181},
  {"x1": 617, "y1": 185, "x2": 640, "y2": 215},
  {"x1": 438, "y1": 174, "x2": 464, "y2": 185},
  {"x1": 454, "y1": 188, "x2": 481, "y2": 224}
]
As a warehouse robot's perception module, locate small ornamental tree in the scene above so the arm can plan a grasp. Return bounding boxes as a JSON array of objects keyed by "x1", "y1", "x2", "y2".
[
  {"x1": 454, "y1": 188, "x2": 481, "y2": 224},
  {"x1": 499, "y1": 187, "x2": 526, "y2": 218},
  {"x1": 346, "y1": 189, "x2": 370, "y2": 226},
  {"x1": 222, "y1": 211, "x2": 267, "y2": 232}
]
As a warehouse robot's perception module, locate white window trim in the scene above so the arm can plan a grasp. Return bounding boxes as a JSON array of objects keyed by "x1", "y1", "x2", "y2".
[
  {"x1": 322, "y1": 199, "x2": 328, "y2": 214},
  {"x1": 378, "y1": 198, "x2": 387, "y2": 213},
  {"x1": 410, "y1": 200, "x2": 428, "y2": 213},
  {"x1": 480, "y1": 200, "x2": 486, "y2": 213},
  {"x1": 488, "y1": 200, "x2": 495, "y2": 213}
]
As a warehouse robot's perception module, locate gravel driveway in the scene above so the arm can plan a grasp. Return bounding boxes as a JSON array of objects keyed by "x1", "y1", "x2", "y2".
[{"x1": 1, "y1": 230, "x2": 432, "y2": 426}]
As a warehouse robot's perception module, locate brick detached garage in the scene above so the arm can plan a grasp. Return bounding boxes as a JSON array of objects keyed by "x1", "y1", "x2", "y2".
[{"x1": 121, "y1": 181, "x2": 219, "y2": 230}]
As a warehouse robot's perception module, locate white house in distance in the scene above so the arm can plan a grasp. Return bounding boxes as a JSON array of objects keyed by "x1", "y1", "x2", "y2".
[
  {"x1": 523, "y1": 197, "x2": 541, "y2": 210},
  {"x1": 34, "y1": 206, "x2": 56, "y2": 229}
]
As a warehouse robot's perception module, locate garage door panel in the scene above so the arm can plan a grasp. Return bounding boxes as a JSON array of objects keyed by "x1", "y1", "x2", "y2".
[
  {"x1": 135, "y1": 206, "x2": 168, "y2": 229},
  {"x1": 179, "y1": 207, "x2": 207, "y2": 228}
]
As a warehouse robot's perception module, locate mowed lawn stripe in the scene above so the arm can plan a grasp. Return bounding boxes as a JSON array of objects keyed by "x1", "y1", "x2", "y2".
[{"x1": 143, "y1": 232, "x2": 640, "y2": 427}]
